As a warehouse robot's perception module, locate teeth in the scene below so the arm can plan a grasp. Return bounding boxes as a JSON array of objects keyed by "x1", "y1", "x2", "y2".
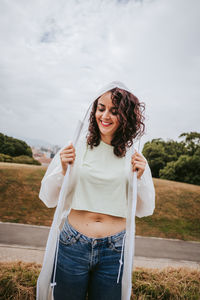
[{"x1": 101, "y1": 121, "x2": 111, "y2": 125}]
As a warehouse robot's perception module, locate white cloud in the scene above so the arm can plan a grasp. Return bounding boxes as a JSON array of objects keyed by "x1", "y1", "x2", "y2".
[{"x1": 0, "y1": 0, "x2": 199, "y2": 148}]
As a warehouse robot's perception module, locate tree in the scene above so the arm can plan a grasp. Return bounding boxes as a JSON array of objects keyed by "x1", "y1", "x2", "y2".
[
  {"x1": 0, "y1": 133, "x2": 33, "y2": 157},
  {"x1": 142, "y1": 132, "x2": 200, "y2": 185},
  {"x1": 142, "y1": 138, "x2": 186, "y2": 178},
  {"x1": 179, "y1": 132, "x2": 200, "y2": 156},
  {"x1": 142, "y1": 140, "x2": 166, "y2": 177},
  {"x1": 160, "y1": 154, "x2": 200, "y2": 185}
]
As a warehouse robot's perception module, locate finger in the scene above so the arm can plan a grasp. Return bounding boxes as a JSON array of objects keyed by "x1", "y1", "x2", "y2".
[
  {"x1": 137, "y1": 169, "x2": 143, "y2": 179},
  {"x1": 132, "y1": 162, "x2": 145, "y2": 172},
  {"x1": 61, "y1": 154, "x2": 75, "y2": 161},
  {"x1": 131, "y1": 159, "x2": 146, "y2": 168},
  {"x1": 134, "y1": 162, "x2": 145, "y2": 169},
  {"x1": 60, "y1": 152, "x2": 72, "y2": 160},
  {"x1": 61, "y1": 149, "x2": 74, "y2": 154},
  {"x1": 61, "y1": 145, "x2": 76, "y2": 153},
  {"x1": 61, "y1": 153, "x2": 75, "y2": 159},
  {"x1": 134, "y1": 154, "x2": 145, "y2": 162},
  {"x1": 131, "y1": 154, "x2": 140, "y2": 161},
  {"x1": 134, "y1": 161, "x2": 146, "y2": 167},
  {"x1": 132, "y1": 158, "x2": 145, "y2": 166},
  {"x1": 63, "y1": 144, "x2": 74, "y2": 151},
  {"x1": 132, "y1": 152, "x2": 144, "y2": 160},
  {"x1": 61, "y1": 158, "x2": 74, "y2": 164}
]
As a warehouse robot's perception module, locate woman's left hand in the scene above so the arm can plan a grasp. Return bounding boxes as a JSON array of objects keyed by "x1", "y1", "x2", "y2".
[{"x1": 131, "y1": 151, "x2": 146, "y2": 179}]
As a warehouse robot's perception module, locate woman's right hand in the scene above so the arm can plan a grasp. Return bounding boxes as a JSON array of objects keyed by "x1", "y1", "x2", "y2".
[{"x1": 60, "y1": 142, "x2": 76, "y2": 175}]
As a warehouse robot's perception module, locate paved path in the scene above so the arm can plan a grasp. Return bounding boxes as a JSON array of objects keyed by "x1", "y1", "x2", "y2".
[{"x1": 0, "y1": 222, "x2": 199, "y2": 270}]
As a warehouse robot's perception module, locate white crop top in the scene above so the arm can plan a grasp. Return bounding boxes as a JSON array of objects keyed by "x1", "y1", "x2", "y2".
[{"x1": 71, "y1": 139, "x2": 129, "y2": 218}]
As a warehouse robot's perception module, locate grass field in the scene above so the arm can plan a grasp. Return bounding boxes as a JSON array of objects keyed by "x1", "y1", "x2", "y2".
[
  {"x1": 0, "y1": 262, "x2": 199, "y2": 300},
  {"x1": 0, "y1": 162, "x2": 200, "y2": 242}
]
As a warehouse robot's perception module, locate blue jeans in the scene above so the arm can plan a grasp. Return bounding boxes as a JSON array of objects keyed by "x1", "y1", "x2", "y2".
[{"x1": 52, "y1": 217, "x2": 126, "y2": 300}]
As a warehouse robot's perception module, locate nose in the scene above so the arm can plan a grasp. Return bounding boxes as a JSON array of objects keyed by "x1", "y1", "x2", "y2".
[{"x1": 102, "y1": 110, "x2": 110, "y2": 119}]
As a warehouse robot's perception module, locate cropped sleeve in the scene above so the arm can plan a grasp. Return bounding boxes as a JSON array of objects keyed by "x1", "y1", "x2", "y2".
[
  {"x1": 136, "y1": 154, "x2": 155, "y2": 218},
  {"x1": 39, "y1": 146, "x2": 65, "y2": 208}
]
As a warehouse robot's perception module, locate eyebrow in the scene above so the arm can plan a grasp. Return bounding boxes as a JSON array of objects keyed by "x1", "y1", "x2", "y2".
[{"x1": 98, "y1": 103, "x2": 117, "y2": 109}]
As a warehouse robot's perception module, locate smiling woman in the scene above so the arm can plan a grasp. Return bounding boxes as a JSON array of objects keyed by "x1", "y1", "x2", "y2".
[{"x1": 37, "y1": 81, "x2": 155, "y2": 300}]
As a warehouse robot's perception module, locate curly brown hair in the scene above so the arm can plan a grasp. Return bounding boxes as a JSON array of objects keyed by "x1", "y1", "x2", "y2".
[{"x1": 86, "y1": 87, "x2": 145, "y2": 157}]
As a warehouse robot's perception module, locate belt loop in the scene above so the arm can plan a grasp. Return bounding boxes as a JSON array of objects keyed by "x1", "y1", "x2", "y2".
[{"x1": 75, "y1": 233, "x2": 81, "y2": 241}]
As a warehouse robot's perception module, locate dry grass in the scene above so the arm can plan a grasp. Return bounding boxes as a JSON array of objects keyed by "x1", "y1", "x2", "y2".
[
  {"x1": 131, "y1": 266, "x2": 200, "y2": 299},
  {"x1": 0, "y1": 162, "x2": 200, "y2": 241},
  {"x1": 0, "y1": 261, "x2": 41, "y2": 300},
  {"x1": 0, "y1": 262, "x2": 199, "y2": 299}
]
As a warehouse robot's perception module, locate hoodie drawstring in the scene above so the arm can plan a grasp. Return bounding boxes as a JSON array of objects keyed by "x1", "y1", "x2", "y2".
[
  {"x1": 50, "y1": 228, "x2": 60, "y2": 294},
  {"x1": 117, "y1": 233, "x2": 126, "y2": 284}
]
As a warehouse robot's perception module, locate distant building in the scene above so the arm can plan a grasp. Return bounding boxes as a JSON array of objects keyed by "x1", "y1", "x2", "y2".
[
  {"x1": 32, "y1": 147, "x2": 52, "y2": 166},
  {"x1": 31, "y1": 144, "x2": 61, "y2": 166}
]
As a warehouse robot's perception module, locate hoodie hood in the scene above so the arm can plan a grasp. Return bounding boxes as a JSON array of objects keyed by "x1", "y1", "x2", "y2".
[
  {"x1": 94, "y1": 81, "x2": 132, "y2": 100},
  {"x1": 80, "y1": 81, "x2": 137, "y2": 144}
]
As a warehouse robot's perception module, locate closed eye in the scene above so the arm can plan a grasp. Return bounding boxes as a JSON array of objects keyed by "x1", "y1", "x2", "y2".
[
  {"x1": 97, "y1": 108, "x2": 118, "y2": 115},
  {"x1": 111, "y1": 110, "x2": 118, "y2": 115}
]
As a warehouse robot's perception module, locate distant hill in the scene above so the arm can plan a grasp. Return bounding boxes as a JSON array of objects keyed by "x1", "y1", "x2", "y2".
[
  {"x1": 0, "y1": 131, "x2": 61, "y2": 148},
  {"x1": 10, "y1": 134, "x2": 58, "y2": 148}
]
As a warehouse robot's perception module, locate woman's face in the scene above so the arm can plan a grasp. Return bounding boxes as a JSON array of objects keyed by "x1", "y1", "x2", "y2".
[{"x1": 95, "y1": 92, "x2": 120, "y2": 142}]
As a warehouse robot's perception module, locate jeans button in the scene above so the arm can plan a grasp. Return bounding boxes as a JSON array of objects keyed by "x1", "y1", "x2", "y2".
[{"x1": 92, "y1": 240, "x2": 97, "y2": 246}]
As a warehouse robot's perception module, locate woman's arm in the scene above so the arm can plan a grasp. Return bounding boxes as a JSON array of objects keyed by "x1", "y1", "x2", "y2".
[
  {"x1": 38, "y1": 142, "x2": 76, "y2": 208},
  {"x1": 131, "y1": 149, "x2": 155, "y2": 217},
  {"x1": 136, "y1": 155, "x2": 155, "y2": 218},
  {"x1": 39, "y1": 168, "x2": 64, "y2": 208}
]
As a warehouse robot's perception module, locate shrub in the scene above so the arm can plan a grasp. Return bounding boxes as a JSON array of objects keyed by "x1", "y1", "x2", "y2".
[
  {"x1": 0, "y1": 153, "x2": 13, "y2": 162},
  {"x1": 0, "y1": 153, "x2": 41, "y2": 165},
  {"x1": 12, "y1": 155, "x2": 41, "y2": 165}
]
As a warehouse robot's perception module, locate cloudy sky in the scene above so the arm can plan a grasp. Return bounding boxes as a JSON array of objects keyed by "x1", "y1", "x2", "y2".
[{"x1": 0, "y1": 0, "x2": 199, "y2": 149}]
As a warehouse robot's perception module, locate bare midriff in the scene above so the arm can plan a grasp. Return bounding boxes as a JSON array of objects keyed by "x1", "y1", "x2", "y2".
[{"x1": 68, "y1": 209, "x2": 126, "y2": 238}]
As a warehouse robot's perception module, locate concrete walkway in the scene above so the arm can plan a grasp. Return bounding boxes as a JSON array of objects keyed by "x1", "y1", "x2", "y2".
[{"x1": 0, "y1": 222, "x2": 200, "y2": 270}]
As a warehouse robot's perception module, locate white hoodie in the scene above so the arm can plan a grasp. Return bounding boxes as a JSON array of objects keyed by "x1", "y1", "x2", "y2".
[{"x1": 36, "y1": 81, "x2": 155, "y2": 300}]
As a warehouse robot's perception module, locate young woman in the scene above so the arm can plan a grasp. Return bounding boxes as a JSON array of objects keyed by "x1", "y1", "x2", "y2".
[{"x1": 37, "y1": 81, "x2": 155, "y2": 300}]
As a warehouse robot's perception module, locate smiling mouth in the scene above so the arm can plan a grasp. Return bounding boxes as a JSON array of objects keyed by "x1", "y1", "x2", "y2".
[{"x1": 100, "y1": 120, "x2": 112, "y2": 127}]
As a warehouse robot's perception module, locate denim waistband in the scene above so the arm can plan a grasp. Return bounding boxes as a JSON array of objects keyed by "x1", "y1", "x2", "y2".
[{"x1": 63, "y1": 217, "x2": 126, "y2": 244}]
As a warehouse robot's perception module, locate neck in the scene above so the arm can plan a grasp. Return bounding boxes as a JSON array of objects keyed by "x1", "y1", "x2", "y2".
[{"x1": 100, "y1": 134, "x2": 113, "y2": 145}]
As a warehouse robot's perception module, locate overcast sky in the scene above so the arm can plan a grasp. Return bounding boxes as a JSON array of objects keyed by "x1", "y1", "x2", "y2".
[{"x1": 0, "y1": 0, "x2": 199, "y2": 149}]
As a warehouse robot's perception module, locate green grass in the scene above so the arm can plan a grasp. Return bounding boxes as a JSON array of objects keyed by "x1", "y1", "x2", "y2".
[
  {"x1": 0, "y1": 262, "x2": 199, "y2": 300},
  {"x1": 135, "y1": 178, "x2": 200, "y2": 241},
  {"x1": 0, "y1": 162, "x2": 200, "y2": 241},
  {"x1": 137, "y1": 217, "x2": 200, "y2": 241}
]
